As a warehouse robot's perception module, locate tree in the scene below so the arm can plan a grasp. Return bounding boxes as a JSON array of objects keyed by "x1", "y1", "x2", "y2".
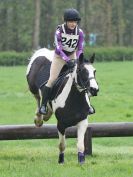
[
  {"x1": 115, "y1": 0, "x2": 125, "y2": 46},
  {"x1": 106, "y1": 0, "x2": 113, "y2": 46},
  {"x1": 11, "y1": 1, "x2": 20, "y2": 51},
  {"x1": 32, "y1": 0, "x2": 41, "y2": 50},
  {"x1": 76, "y1": 0, "x2": 82, "y2": 13},
  {"x1": 0, "y1": 0, "x2": 133, "y2": 51},
  {"x1": 0, "y1": 1, "x2": 8, "y2": 50}
]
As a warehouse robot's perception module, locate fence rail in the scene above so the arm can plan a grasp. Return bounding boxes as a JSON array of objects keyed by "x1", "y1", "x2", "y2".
[{"x1": 0, "y1": 122, "x2": 133, "y2": 155}]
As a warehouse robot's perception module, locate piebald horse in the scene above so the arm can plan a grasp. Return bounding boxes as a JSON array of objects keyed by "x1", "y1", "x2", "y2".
[{"x1": 26, "y1": 48, "x2": 99, "y2": 164}]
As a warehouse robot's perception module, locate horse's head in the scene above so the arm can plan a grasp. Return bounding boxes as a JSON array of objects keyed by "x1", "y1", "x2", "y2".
[{"x1": 76, "y1": 53, "x2": 99, "y2": 96}]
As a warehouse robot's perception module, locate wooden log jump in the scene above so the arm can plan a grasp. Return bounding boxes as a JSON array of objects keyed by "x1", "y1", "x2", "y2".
[{"x1": 0, "y1": 122, "x2": 133, "y2": 155}]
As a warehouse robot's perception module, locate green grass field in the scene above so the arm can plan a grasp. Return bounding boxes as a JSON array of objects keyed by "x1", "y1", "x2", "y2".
[{"x1": 0, "y1": 61, "x2": 133, "y2": 177}]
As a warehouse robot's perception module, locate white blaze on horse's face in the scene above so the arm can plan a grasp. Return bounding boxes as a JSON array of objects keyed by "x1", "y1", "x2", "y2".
[{"x1": 85, "y1": 63, "x2": 99, "y2": 96}]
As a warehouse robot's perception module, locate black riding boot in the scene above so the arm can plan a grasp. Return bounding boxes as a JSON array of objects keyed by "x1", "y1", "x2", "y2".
[{"x1": 39, "y1": 86, "x2": 51, "y2": 115}]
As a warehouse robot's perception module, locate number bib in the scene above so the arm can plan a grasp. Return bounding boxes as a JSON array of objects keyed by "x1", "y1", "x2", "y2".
[{"x1": 61, "y1": 33, "x2": 79, "y2": 52}]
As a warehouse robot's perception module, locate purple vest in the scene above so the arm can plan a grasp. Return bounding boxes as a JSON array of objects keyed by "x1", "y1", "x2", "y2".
[{"x1": 54, "y1": 23, "x2": 84, "y2": 62}]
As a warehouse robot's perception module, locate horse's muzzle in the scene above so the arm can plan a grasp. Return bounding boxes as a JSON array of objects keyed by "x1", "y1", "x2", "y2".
[{"x1": 89, "y1": 87, "x2": 99, "y2": 96}]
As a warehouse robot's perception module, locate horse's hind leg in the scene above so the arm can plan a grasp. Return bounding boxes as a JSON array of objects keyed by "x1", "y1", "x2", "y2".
[
  {"x1": 77, "y1": 119, "x2": 88, "y2": 164},
  {"x1": 58, "y1": 130, "x2": 66, "y2": 164},
  {"x1": 34, "y1": 93, "x2": 43, "y2": 127}
]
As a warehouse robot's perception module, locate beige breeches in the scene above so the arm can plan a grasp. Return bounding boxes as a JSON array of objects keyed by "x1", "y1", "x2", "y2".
[{"x1": 46, "y1": 52, "x2": 76, "y2": 87}]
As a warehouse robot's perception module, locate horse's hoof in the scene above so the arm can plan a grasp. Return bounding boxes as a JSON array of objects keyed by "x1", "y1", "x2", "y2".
[
  {"x1": 34, "y1": 118, "x2": 43, "y2": 127},
  {"x1": 58, "y1": 153, "x2": 64, "y2": 164},
  {"x1": 43, "y1": 113, "x2": 51, "y2": 122},
  {"x1": 42, "y1": 104, "x2": 53, "y2": 121},
  {"x1": 78, "y1": 152, "x2": 85, "y2": 164}
]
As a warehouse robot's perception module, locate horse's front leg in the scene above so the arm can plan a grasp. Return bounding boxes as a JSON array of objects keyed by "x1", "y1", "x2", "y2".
[
  {"x1": 77, "y1": 119, "x2": 88, "y2": 164},
  {"x1": 34, "y1": 93, "x2": 43, "y2": 127},
  {"x1": 58, "y1": 131, "x2": 66, "y2": 164}
]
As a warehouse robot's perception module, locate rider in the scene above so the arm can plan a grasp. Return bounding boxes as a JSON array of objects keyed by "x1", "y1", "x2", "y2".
[{"x1": 40, "y1": 8, "x2": 94, "y2": 115}]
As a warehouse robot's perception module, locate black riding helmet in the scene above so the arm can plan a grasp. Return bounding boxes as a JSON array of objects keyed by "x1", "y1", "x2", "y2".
[{"x1": 64, "y1": 8, "x2": 81, "y2": 22}]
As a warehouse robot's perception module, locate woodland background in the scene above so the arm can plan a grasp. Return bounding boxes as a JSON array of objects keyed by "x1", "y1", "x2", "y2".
[{"x1": 0, "y1": 0, "x2": 133, "y2": 52}]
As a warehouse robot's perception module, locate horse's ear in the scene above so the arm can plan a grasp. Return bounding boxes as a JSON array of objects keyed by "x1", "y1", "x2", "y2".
[
  {"x1": 78, "y1": 53, "x2": 84, "y2": 65},
  {"x1": 89, "y1": 53, "x2": 95, "y2": 64}
]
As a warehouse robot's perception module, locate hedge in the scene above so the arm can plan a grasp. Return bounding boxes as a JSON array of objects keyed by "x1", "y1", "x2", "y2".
[
  {"x1": 0, "y1": 47, "x2": 133, "y2": 66},
  {"x1": 85, "y1": 47, "x2": 133, "y2": 62},
  {"x1": 0, "y1": 51, "x2": 31, "y2": 66}
]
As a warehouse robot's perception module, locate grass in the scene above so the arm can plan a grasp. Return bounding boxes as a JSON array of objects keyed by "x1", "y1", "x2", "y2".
[
  {"x1": 0, "y1": 62, "x2": 133, "y2": 177},
  {"x1": 0, "y1": 138, "x2": 133, "y2": 177},
  {"x1": 92, "y1": 61, "x2": 133, "y2": 122}
]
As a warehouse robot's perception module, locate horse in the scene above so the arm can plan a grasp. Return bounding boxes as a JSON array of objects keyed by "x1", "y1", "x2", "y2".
[{"x1": 26, "y1": 48, "x2": 99, "y2": 164}]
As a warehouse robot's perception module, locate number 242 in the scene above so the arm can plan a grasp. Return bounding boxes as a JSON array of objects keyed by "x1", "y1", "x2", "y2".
[{"x1": 61, "y1": 37, "x2": 78, "y2": 48}]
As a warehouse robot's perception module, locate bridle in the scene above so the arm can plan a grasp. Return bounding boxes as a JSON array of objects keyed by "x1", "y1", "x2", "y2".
[{"x1": 75, "y1": 66, "x2": 95, "y2": 92}]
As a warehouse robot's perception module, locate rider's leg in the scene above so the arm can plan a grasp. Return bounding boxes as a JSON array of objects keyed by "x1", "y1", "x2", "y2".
[
  {"x1": 39, "y1": 85, "x2": 51, "y2": 114},
  {"x1": 46, "y1": 54, "x2": 66, "y2": 87},
  {"x1": 39, "y1": 54, "x2": 66, "y2": 114}
]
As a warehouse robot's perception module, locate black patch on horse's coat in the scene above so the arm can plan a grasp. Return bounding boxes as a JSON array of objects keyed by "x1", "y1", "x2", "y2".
[
  {"x1": 35, "y1": 62, "x2": 51, "y2": 88},
  {"x1": 55, "y1": 85, "x2": 90, "y2": 134},
  {"x1": 27, "y1": 56, "x2": 51, "y2": 94}
]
